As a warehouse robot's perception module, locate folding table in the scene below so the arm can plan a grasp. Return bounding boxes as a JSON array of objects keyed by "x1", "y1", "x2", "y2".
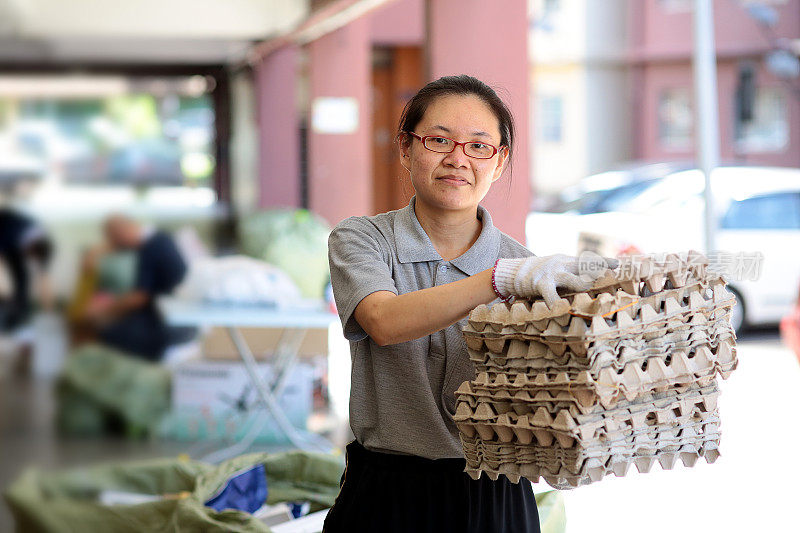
[{"x1": 159, "y1": 298, "x2": 339, "y2": 462}]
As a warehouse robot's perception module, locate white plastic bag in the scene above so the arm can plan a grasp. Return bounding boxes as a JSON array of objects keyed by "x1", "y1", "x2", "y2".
[{"x1": 176, "y1": 256, "x2": 301, "y2": 307}]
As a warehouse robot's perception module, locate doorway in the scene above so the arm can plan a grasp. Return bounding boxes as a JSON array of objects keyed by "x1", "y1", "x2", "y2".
[{"x1": 371, "y1": 46, "x2": 422, "y2": 215}]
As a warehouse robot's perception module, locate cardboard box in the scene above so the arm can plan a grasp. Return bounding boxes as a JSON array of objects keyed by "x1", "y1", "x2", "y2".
[
  {"x1": 171, "y1": 360, "x2": 313, "y2": 415},
  {"x1": 161, "y1": 360, "x2": 314, "y2": 443},
  {"x1": 201, "y1": 327, "x2": 329, "y2": 361}
]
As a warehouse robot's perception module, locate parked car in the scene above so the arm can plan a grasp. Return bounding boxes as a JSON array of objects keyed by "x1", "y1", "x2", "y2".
[
  {"x1": 536, "y1": 160, "x2": 695, "y2": 215},
  {"x1": 527, "y1": 166, "x2": 800, "y2": 332}
]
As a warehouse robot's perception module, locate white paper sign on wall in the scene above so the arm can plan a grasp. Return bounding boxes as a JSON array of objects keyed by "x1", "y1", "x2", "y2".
[{"x1": 311, "y1": 97, "x2": 359, "y2": 134}]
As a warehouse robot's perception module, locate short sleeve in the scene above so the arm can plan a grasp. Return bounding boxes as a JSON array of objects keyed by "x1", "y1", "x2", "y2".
[
  {"x1": 500, "y1": 235, "x2": 535, "y2": 260},
  {"x1": 328, "y1": 217, "x2": 398, "y2": 341}
]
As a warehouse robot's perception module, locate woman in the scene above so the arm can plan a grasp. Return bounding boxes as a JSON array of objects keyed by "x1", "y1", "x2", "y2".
[{"x1": 323, "y1": 75, "x2": 608, "y2": 533}]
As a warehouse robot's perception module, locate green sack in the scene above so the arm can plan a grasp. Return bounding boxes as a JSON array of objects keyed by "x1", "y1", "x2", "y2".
[
  {"x1": 55, "y1": 344, "x2": 171, "y2": 438},
  {"x1": 239, "y1": 209, "x2": 331, "y2": 299},
  {"x1": 4, "y1": 451, "x2": 345, "y2": 533},
  {"x1": 536, "y1": 490, "x2": 567, "y2": 533},
  {"x1": 96, "y1": 251, "x2": 137, "y2": 294}
]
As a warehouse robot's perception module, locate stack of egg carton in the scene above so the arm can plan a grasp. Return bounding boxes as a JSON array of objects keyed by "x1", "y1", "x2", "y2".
[{"x1": 455, "y1": 251, "x2": 737, "y2": 488}]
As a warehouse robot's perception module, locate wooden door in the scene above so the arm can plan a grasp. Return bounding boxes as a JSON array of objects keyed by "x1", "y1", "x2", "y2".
[{"x1": 371, "y1": 46, "x2": 423, "y2": 215}]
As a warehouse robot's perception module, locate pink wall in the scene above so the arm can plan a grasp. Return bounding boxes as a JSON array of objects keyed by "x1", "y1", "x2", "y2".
[
  {"x1": 255, "y1": 45, "x2": 302, "y2": 208},
  {"x1": 307, "y1": 18, "x2": 373, "y2": 226},
  {"x1": 635, "y1": 0, "x2": 800, "y2": 59},
  {"x1": 632, "y1": 0, "x2": 800, "y2": 168},
  {"x1": 427, "y1": 0, "x2": 531, "y2": 243},
  {"x1": 637, "y1": 60, "x2": 800, "y2": 167},
  {"x1": 639, "y1": 62, "x2": 690, "y2": 160},
  {"x1": 369, "y1": 0, "x2": 425, "y2": 45}
]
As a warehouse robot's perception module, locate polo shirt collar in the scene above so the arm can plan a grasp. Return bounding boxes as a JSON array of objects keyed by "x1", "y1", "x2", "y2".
[
  {"x1": 394, "y1": 196, "x2": 502, "y2": 276},
  {"x1": 451, "y1": 204, "x2": 502, "y2": 276},
  {"x1": 394, "y1": 196, "x2": 442, "y2": 264}
]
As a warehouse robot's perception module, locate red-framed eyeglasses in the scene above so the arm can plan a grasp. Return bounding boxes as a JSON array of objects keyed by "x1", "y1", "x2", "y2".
[{"x1": 405, "y1": 131, "x2": 500, "y2": 159}]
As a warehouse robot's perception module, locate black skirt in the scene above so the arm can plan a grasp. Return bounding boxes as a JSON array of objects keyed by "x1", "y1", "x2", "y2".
[{"x1": 322, "y1": 439, "x2": 541, "y2": 533}]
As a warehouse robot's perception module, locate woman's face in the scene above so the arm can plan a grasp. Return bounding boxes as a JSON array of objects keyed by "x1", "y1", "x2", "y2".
[{"x1": 400, "y1": 94, "x2": 509, "y2": 213}]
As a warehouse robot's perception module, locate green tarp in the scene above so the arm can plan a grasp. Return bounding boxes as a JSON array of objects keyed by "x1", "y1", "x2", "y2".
[
  {"x1": 55, "y1": 344, "x2": 171, "y2": 437},
  {"x1": 4, "y1": 451, "x2": 345, "y2": 533}
]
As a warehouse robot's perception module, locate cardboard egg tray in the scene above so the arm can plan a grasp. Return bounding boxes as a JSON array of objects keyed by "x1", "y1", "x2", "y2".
[
  {"x1": 466, "y1": 341, "x2": 734, "y2": 409},
  {"x1": 456, "y1": 252, "x2": 737, "y2": 487},
  {"x1": 468, "y1": 328, "x2": 735, "y2": 375},
  {"x1": 463, "y1": 278, "x2": 735, "y2": 354},
  {"x1": 460, "y1": 420, "x2": 721, "y2": 487},
  {"x1": 581, "y1": 250, "x2": 709, "y2": 298},
  {"x1": 466, "y1": 252, "x2": 711, "y2": 334},
  {"x1": 455, "y1": 382, "x2": 719, "y2": 444},
  {"x1": 456, "y1": 380, "x2": 713, "y2": 417}
]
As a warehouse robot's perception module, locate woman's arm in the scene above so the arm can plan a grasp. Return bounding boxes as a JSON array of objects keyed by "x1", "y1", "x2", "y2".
[
  {"x1": 353, "y1": 254, "x2": 616, "y2": 346},
  {"x1": 354, "y1": 267, "x2": 496, "y2": 346}
]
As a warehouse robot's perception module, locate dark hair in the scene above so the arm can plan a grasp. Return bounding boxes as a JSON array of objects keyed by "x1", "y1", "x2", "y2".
[
  {"x1": 397, "y1": 75, "x2": 515, "y2": 169},
  {"x1": 25, "y1": 237, "x2": 53, "y2": 266}
]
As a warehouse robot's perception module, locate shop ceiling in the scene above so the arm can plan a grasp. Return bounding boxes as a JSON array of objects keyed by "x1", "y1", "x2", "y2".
[
  {"x1": 0, "y1": 0, "x2": 397, "y2": 67},
  {"x1": 0, "y1": 0, "x2": 309, "y2": 65}
]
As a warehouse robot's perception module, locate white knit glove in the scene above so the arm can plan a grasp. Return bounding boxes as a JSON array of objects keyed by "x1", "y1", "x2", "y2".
[{"x1": 493, "y1": 254, "x2": 616, "y2": 307}]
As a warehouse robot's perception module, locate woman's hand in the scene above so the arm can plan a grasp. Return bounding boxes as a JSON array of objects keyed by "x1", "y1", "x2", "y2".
[{"x1": 493, "y1": 254, "x2": 618, "y2": 307}]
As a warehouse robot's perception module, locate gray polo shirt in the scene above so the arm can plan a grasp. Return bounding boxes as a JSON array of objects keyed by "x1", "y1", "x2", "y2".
[{"x1": 328, "y1": 195, "x2": 533, "y2": 459}]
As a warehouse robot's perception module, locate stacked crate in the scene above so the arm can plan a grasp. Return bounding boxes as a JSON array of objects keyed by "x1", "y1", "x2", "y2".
[{"x1": 456, "y1": 252, "x2": 737, "y2": 488}]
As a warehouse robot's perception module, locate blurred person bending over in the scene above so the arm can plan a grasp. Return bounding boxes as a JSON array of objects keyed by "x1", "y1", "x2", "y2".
[
  {"x1": 0, "y1": 207, "x2": 54, "y2": 332},
  {"x1": 83, "y1": 215, "x2": 191, "y2": 361}
]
